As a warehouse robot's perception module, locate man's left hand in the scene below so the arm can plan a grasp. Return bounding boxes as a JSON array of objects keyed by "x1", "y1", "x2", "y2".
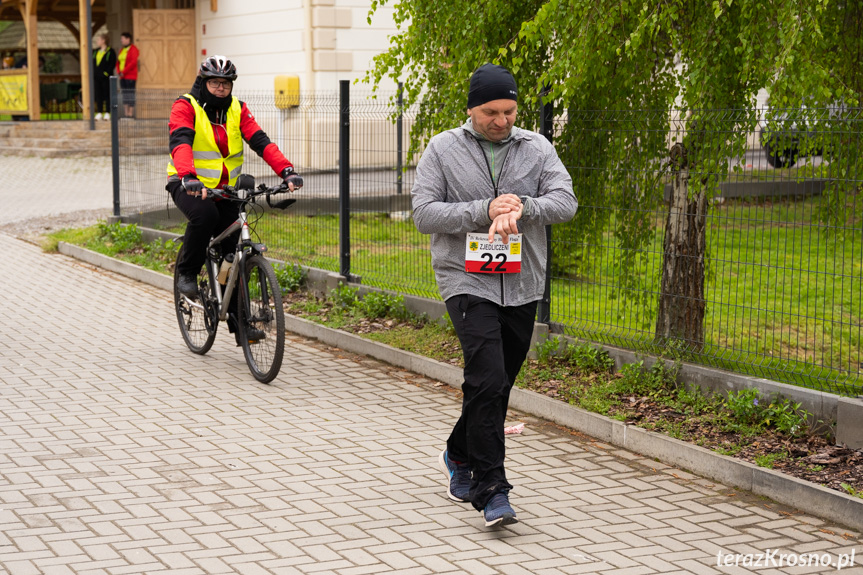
[{"x1": 488, "y1": 204, "x2": 523, "y2": 244}]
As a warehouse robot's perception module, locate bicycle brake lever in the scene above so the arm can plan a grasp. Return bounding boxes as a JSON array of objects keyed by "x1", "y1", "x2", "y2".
[
  {"x1": 266, "y1": 189, "x2": 297, "y2": 210},
  {"x1": 271, "y1": 198, "x2": 297, "y2": 210}
]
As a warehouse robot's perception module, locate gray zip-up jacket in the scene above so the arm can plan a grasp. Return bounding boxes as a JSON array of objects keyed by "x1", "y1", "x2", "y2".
[{"x1": 412, "y1": 120, "x2": 578, "y2": 306}]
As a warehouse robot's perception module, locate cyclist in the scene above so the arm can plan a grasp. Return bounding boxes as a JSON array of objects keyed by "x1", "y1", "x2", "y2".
[{"x1": 167, "y1": 55, "x2": 302, "y2": 344}]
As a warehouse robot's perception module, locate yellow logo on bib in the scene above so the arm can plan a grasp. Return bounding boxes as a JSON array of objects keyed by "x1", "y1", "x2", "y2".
[{"x1": 469, "y1": 241, "x2": 479, "y2": 251}]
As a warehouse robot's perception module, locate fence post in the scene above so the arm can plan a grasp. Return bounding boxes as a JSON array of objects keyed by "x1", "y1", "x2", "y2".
[
  {"x1": 396, "y1": 82, "x2": 403, "y2": 195},
  {"x1": 339, "y1": 80, "x2": 351, "y2": 279},
  {"x1": 109, "y1": 75, "x2": 120, "y2": 217},
  {"x1": 537, "y1": 90, "x2": 554, "y2": 325}
]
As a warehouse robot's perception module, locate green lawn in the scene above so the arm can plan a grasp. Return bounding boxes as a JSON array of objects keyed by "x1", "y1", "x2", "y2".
[{"x1": 250, "y1": 199, "x2": 861, "y2": 393}]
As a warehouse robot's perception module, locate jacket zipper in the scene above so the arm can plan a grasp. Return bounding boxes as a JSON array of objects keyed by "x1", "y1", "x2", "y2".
[{"x1": 475, "y1": 136, "x2": 514, "y2": 306}]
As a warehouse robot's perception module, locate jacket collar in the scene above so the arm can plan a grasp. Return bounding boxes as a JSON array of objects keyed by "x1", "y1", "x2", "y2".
[{"x1": 461, "y1": 118, "x2": 530, "y2": 143}]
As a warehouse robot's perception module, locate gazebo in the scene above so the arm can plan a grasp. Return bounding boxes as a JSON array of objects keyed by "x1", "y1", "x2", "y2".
[{"x1": 0, "y1": 0, "x2": 106, "y2": 120}]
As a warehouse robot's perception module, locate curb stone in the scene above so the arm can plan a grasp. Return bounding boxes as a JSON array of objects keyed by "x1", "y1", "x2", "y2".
[
  {"x1": 57, "y1": 241, "x2": 863, "y2": 533},
  {"x1": 59, "y1": 241, "x2": 173, "y2": 292}
]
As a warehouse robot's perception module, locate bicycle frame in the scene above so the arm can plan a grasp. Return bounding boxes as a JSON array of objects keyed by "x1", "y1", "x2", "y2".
[
  {"x1": 206, "y1": 189, "x2": 256, "y2": 322},
  {"x1": 174, "y1": 176, "x2": 297, "y2": 383}
]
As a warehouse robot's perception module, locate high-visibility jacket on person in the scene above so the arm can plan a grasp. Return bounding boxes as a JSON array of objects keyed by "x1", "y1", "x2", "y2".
[
  {"x1": 167, "y1": 77, "x2": 293, "y2": 188},
  {"x1": 167, "y1": 94, "x2": 244, "y2": 188},
  {"x1": 117, "y1": 44, "x2": 139, "y2": 80}
]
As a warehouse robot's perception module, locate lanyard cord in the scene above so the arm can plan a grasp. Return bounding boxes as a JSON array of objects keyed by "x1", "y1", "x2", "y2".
[{"x1": 490, "y1": 142, "x2": 495, "y2": 184}]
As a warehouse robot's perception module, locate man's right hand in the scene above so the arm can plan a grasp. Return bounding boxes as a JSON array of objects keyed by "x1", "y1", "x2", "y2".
[
  {"x1": 182, "y1": 174, "x2": 206, "y2": 198},
  {"x1": 284, "y1": 174, "x2": 304, "y2": 192},
  {"x1": 281, "y1": 168, "x2": 303, "y2": 192},
  {"x1": 488, "y1": 193, "x2": 522, "y2": 219}
]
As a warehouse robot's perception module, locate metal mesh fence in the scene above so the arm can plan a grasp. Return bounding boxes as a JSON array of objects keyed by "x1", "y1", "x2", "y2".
[
  {"x1": 552, "y1": 107, "x2": 862, "y2": 395},
  {"x1": 346, "y1": 92, "x2": 434, "y2": 298},
  {"x1": 116, "y1": 90, "x2": 862, "y2": 395}
]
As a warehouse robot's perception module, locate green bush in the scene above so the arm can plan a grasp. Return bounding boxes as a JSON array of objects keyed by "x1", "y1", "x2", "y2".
[
  {"x1": 274, "y1": 263, "x2": 307, "y2": 293},
  {"x1": 97, "y1": 220, "x2": 143, "y2": 252},
  {"x1": 725, "y1": 388, "x2": 763, "y2": 426},
  {"x1": 724, "y1": 388, "x2": 811, "y2": 437},
  {"x1": 614, "y1": 359, "x2": 679, "y2": 398},
  {"x1": 359, "y1": 291, "x2": 410, "y2": 320},
  {"x1": 534, "y1": 336, "x2": 560, "y2": 363},
  {"x1": 674, "y1": 385, "x2": 713, "y2": 415},
  {"x1": 329, "y1": 284, "x2": 359, "y2": 311},
  {"x1": 143, "y1": 238, "x2": 180, "y2": 264},
  {"x1": 564, "y1": 341, "x2": 615, "y2": 373}
]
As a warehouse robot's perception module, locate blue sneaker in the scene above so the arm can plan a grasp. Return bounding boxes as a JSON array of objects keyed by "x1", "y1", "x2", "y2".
[
  {"x1": 483, "y1": 492, "x2": 518, "y2": 527},
  {"x1": 438, "y1": 450, "x2": 471, "y2": 502}
]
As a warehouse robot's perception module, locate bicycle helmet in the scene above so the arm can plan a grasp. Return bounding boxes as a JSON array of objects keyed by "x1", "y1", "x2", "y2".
[{"x1": 199, "y1": 55, "x2": 237, "y2": 81}]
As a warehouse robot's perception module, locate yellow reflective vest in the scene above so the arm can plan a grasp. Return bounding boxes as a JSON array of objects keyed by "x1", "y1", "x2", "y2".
[{"x1": 167, "y1": 94, "x2": 244, "y2": 188}]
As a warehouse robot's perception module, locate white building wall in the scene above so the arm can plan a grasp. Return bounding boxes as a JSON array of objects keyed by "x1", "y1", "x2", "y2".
[
  {"x1": 331, "y1": 0, "x2": 399, "y2": 92},
  {"x1": 194, "y1": 0, "x2": 401, "y2": 94},
  {"x1": 197, "y1": 1, "x2": 306, "y2": 92},
  {"x1": 191, "y1": 0, "x2": 404, "y2": 171}
]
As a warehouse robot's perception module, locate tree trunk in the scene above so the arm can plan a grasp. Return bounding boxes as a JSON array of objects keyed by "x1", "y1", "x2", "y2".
[{"x1": 655, "y1": 144, "x2": 707, "y2": 351}]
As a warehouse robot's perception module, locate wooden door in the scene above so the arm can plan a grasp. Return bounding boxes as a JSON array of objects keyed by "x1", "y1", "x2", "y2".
[{"x1": 133, "y1": 9, "x2": 197, "y2": 91}]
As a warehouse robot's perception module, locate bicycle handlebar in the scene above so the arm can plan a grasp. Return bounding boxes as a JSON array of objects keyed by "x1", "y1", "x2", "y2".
[{"x1": 205, "y1": 175, "x2": 301, "y2": 210}]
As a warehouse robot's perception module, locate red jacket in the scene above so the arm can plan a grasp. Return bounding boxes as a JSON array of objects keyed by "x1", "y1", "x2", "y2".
[
  {"x1": 168, "y1": 95, "x2": 293, "y2": 187},
  {"x1": 117, "y1": 44, "x2": 139, "y2": 81}
]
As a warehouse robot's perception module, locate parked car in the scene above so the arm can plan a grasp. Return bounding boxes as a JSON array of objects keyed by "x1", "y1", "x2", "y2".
[{"x1": 759, "y1": 102, "x2": 842, "y2": 168}]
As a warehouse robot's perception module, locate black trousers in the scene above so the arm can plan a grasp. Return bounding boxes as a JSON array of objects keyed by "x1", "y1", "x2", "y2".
[
  {"x1": 444, "y1": 294, "x2": 538, "y2": 511},
  {"x1": 168, "y1": 180, "x2": 240, "y2": 277},
  {"x1": 94, "y1": 76, "x2": 110, "y2": 113},
  {"x1": 120, "y1": 79, "x2": 137, "y2": 108}
]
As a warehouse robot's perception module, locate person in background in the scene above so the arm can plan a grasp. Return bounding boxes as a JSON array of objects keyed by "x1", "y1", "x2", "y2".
[
  {"x1": 13, "y1": 55, "x2": 44, "y2": 70},
  {"x1": 92, "y1": 33, "x2": 116, "y2": 120},
  {"x1": 116, "y1": 32, "x2": 138, "y2": 118}
]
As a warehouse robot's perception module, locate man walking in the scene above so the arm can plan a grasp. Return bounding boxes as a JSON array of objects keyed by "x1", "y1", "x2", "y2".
[{"x1": 412, "y1": 63, "x2": 577, "y2": 527}]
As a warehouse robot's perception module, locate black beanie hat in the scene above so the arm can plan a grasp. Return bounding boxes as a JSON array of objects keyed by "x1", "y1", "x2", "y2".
[{"x1": 467, "y1": 64, "x2": 518, "y2": 109}]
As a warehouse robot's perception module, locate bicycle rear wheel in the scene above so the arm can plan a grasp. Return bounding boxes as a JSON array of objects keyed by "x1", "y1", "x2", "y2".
[
  {"x1": 174, "y1": 248, "x2": 218, "y2": 355},
  {"x1": 238, "y1": 254, "x2": 285, "y2": 383}
]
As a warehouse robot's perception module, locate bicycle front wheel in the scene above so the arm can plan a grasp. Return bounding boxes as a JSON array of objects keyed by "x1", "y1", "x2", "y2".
[
  {"x1": 238, "y1": 255, "x2": 285, "y2": 383},
  {"x1": 174, "y1": 247, "x2": 217, "y2": 355}
]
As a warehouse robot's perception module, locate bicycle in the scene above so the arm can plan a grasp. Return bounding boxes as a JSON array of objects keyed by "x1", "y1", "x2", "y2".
[{"x1": 173, "y1": 174, "x2": 299, "y2": 384}]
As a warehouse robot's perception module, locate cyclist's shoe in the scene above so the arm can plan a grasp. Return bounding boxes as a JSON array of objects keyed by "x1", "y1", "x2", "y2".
[
  {"x1": 438, "y1": 450, "x2": 471, "y2": 503},
  {"x1": 483, "y1": 492, "x2": 518, "y2": 527},
  {"x1": 234, "y1": 327, "x2": 266, "y2": 347},
  {"x1": 177, "y1": 273, "x2": 198, "y2": 297}
]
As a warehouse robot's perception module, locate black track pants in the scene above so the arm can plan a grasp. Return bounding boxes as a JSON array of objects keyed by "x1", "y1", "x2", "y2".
[
  {"x1": 168, "y1": 180, "x2": 240, "y2": 277},
  {"x1": 444, "y1": 294, "x2": 537, "y2": 511}
]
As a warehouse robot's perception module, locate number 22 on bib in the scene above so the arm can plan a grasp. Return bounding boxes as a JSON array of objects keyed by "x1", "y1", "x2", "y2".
[{"x1": 465, "y1": 232, "x2": 522, "y2": 273}]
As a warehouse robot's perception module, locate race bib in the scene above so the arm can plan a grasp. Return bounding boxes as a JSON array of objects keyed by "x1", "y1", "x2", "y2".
[{"x1": 465, "y1": 233, "x2": 522, "y2": 273}]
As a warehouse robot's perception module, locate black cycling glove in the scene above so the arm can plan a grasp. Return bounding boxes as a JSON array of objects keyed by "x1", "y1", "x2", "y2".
[
  {"x1": 281, "y1": 167, "x2": 303, "y2": 190},
  {"x1": 182, "y1": 174, "x2": 204, "y2": 193}
]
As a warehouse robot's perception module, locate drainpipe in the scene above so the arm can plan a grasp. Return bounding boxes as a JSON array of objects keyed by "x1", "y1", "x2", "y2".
[{"x1": 303, "y1": 0, "x2": 315, "y2": 167}]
